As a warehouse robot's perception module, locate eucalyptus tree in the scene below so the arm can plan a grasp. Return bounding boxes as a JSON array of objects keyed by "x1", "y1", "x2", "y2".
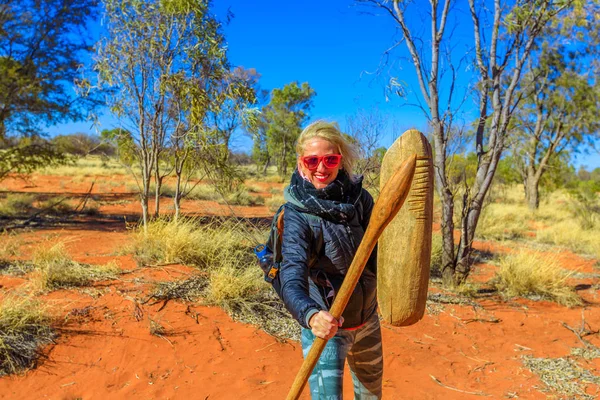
[
  {"x1": 358, "y1": 0, "x2": 576, "y2": 286},
  {"x1": 95, "y1": 0, "x2": 252, "y2": 226},
  {"x1": 512, "y1": 51, "x2": 600, "y2": 209},
  {"x1": 250, "y1": 82, "x2": 315, "y2": 177},
  {"x1": 0, "y1": 0, "x2": 98, "y2": 180},
  {"x1": 508, "y1": 3, "x2": 600, "y2": 210}
]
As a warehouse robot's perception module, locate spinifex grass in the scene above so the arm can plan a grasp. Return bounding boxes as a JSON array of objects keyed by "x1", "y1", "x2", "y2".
[
  {"x1": 31, "y1": 242, "x2": 119, "y2": 291},
  {"x1": 0, "y1": 296, "x2": 55, "y2": 376},
  {"x1": 129, "y1": 217, "x2": 262, "y2": 268},
  {"x1": 493, "y1": 251, "x2": 581, "y2": 307},
  {"x1": 477, "y1": 203, "x2": 530, "y2": 240},
  {"x1": 134, "y1": 217, "x2": 298, "y2": 339},
  {"x1": 536, "y1": 219, "x2": 600, "y2": 259}
]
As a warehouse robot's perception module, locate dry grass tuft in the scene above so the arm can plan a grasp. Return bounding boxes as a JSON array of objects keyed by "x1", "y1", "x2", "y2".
[
  {"x1": 477, "y1": 203, "x2": 530, "y2": 240},
  {"x1": 132, "y1": 217, "x2": 298, "y2": 339},
  {"x1": 266, "y1": 195, "x2": 285, "y2": 213},
  {"x1": 0, "y1": 295, "x2": 55, "y2": 376},
  {"x1": 130, "y1": 218, "x2": 259, "y2": 268},
  {"x1": 492, "y1": 251, "x2": 581, "y2": 307},
  {"x1": 523, "y1": 355, "x2": 600, "y2": 399},
  {"x1": 536, "y1": 219, "x2": 600, "y2": 259},
  {"x1": 40, "y1": 156, "x2": 131, "y2": 176},
  {"x1": 31, "y1": 242, "x2": 119, "y2": 291},
  {"x1": 207, "y1": 264, "x2": 264, "y2": 304}
]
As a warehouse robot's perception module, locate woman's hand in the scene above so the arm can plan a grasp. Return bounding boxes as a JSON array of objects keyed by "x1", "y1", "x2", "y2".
[{"x1": 308, "y1": 311, "x2": 344, "y2": 339}]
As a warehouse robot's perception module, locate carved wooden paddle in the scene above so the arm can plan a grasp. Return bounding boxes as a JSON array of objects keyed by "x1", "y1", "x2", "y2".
[{"x1": 285, "y1": 154, "x2": 418, "y2": 400}]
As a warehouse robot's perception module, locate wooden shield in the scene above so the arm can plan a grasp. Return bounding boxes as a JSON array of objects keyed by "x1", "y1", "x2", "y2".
[{"x1": 377, "y1": 129, "x2": 433, "y2": 326}]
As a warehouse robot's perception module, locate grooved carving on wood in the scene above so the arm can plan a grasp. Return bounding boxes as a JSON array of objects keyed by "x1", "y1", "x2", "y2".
[{"x1": 377, "y1": 130, "x2": 433, "y2": 326}]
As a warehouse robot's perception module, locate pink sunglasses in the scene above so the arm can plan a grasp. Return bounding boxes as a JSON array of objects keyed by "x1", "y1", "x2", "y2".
[{"x1": 301, "y1": 154, "x2": 343, "y2": 170}]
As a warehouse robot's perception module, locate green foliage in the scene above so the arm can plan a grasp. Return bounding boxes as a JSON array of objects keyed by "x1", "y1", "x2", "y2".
[
  {"x1": 0, "y1": 137, "x2": 69, "y2": 182},
  {"x1": 0, "y1": 193, "x2": 35, "y2": 217},
  {"x1": 100, "y1": 128, "x2": 136, "y2": 166},
  {"x1": 0, "y1": 0, "x2": 99, "y2": 138},
  {"x1": 495, "y1": 156, "x2": 522, "y2": 186},
  {"x1": 95, "y1": 0, "x2": 256, "y2": 223},
  {"x1": 248, "y1": 82, "x2": 316, "y2": 176},
  {"x1": 446, "y1": 153, "x2": 477, "y2": 189},
  {"x1": 51, "y1": 133, "x2": 115, "y2": 157}
]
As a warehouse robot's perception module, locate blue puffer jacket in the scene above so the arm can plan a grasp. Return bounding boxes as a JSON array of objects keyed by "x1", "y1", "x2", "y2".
[{"x1": 278, "y1": 185, "x2": 378, "y2": 329}]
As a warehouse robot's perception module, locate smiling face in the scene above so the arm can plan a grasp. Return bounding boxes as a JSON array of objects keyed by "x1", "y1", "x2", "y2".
[{"x1": 298, "y1": 137, "x2": 342, "y2": 189}]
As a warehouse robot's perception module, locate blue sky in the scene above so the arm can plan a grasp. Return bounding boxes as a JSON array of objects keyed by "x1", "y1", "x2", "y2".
[{"x1": 49, "y1": 0, "x2": 599, "y2": 169}]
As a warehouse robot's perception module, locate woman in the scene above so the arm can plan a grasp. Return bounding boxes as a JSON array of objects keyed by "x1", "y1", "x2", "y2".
[{"x1": 279, "y1": 120, "x2": 383, "y2": 399}]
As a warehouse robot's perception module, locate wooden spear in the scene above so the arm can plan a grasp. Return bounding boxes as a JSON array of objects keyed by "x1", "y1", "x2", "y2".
[{"x1": 285, "y1": 154, "x2": 418, "y2": 400}]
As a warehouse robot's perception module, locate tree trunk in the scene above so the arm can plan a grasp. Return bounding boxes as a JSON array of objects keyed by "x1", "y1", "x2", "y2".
[
  {"x1": 154, "y1": 176, "x2": 162, "y2": 218},
  {"x1": 525, "y1": 172, "x2": 540, "y2": 210},
  {"x1": 140, "y1": 177, "x2": 150, "y2": 233},
  {"x1": 174, "y1": 172, "x2": 182, "y2": 221},
  {"x1": 281, "y1": 136, "x2": 287, "y2": 176}
]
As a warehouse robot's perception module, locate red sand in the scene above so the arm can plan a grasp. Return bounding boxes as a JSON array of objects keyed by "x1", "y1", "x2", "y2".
[{"x1": 1, "y1": 174, "x2": 599, "y2": 399}]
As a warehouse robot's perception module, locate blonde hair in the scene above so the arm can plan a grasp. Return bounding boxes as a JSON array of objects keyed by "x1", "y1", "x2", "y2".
[{"x1": 296, "y1": 120, "x2": 359, "y2": 177}]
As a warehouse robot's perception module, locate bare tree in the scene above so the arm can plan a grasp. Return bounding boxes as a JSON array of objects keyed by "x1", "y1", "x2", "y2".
[{"x1": 346, "y1": 108, "x2": 386, "y2": 191}]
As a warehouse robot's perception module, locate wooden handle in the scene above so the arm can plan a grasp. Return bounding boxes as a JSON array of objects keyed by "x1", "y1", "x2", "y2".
[{"x1": 285, "y1": 154, "x2": 418, "y2": 400}]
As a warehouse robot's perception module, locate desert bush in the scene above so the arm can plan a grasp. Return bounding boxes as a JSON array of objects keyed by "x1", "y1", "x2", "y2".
[
  {"x1": 0, "y1": 194, "x2": 36, "y2": 217},
  {"x1": 130, "y1": 218, "x2": 262, "y2": 268},
  {"x1": 0, "y1": 232, "x2": 21, "y2": 258},
  {"x1": 492, "y1": 251, "x2": 581, "y2": 306},
  {"x1": 476, "y1": 203, "x2": 530, "y2": 240},
  {"x1": 0, "y1": 296, "x2": 55, "y2": 376},
  {"x1": 160, "y1": 183, "x2": 220, "y2": 202},
  {"x1": 246, "y1": 184, "x2": 263, "y2": 193},
  {"x1": 219, "y1": 187, "x2": 264, "y2": 206},
  {"x1": 31, "y1": 243, "x2": 119, "y2": 291},
  {"x1": 567, "y1": 181, "x2": 600, "y2": 230}
]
